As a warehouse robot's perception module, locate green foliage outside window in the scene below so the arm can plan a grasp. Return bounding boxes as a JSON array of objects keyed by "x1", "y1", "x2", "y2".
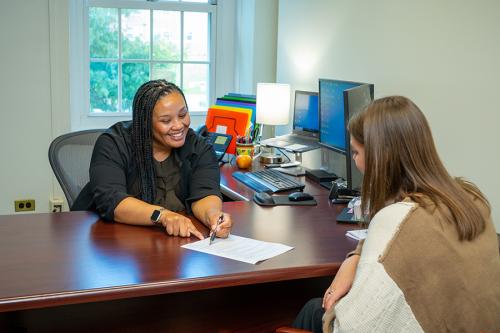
[{"x1": 89, "y1": 8, "x2": 179, "y2": 113}]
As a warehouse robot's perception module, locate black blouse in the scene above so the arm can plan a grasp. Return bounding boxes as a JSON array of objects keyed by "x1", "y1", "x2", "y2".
[
  {"x1": 153, "y1": 155, "x2": 185, "y2": 212},
  {"x1": 72, "y1": 121, "x2": 221, "y2": 221}
]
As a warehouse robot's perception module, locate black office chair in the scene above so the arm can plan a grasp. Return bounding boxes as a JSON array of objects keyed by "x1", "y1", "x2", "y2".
[
  {"x1": 195, "y1": 124, "x2": 209, "y2": 137},
  {"x1": 48, "y1": 129, "x2": 105, "y2": 208}
]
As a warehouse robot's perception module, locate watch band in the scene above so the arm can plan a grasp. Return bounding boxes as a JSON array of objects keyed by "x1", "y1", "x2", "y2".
[{"x1": 151, "y1": 208, "x2": 165, "y2": 226}]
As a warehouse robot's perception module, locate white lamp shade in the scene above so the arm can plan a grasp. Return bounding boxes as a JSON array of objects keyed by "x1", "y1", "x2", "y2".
[{"x1": 256, "y1": 83, "x2": 291, "y2": 125}]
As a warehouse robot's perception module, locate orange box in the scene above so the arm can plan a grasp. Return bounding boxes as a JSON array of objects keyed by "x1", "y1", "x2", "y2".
[{"x1": 206, "y1": 107, "x2": 250, "y2": 154}]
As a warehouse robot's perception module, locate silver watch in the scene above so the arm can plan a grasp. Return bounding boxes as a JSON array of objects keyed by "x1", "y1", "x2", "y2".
[{"x1": 150, "y1": 208, "x2": 164, "y2": 226}]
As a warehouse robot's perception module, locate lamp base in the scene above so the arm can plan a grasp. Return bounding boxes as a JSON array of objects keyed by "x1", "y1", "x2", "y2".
[{"x1": 259, "y1": 153, "x2": 283, "y2": 164}]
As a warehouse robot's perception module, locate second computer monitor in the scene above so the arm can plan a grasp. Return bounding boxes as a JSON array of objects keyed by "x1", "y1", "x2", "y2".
[
  {"x1": 318, "y1": 78, "x2": 374, "y2": 190},
  {"x1": 344, "y1": 84, "x2": 374, "y2": 190},
  {"x1": 293, "y1": 90, "x2": 319, "y2": 138},
  {"x1": 319, "y1": 79, "x2": 371, "y2": 153}
]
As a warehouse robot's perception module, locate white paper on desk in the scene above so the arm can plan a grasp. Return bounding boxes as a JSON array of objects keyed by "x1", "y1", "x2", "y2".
[
  {"x1": 181, "y1": 234, "x2": 294, "y2": 264},
  {"x1": 346, "y1": 229, "x2": 368, "y2": 241}
]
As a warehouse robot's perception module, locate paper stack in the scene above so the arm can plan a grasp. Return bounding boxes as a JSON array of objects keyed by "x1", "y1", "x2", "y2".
[{"x1": 346, "y1": 229, "x2": 368, "y2": 241}]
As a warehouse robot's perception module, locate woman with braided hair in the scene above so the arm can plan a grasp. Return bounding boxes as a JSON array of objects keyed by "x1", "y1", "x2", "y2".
[{"x1": 73, "y1": 79, "x2": 232, "y2": 240}]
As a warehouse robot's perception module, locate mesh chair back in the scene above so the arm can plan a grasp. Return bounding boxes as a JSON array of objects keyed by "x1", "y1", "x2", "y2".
[{"x1": 48, "y1": 129, "x2": 105, "y2": 208}]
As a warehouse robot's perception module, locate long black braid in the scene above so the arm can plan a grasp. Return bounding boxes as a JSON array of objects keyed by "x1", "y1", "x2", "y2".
[{"x1": 131, "y1": 79, "x2": 187, "y2": 203}]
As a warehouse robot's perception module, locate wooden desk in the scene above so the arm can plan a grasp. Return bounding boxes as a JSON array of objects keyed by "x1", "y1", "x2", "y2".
[{"x1": 0, "y1": 165, "x2": 358, "y2": 332}]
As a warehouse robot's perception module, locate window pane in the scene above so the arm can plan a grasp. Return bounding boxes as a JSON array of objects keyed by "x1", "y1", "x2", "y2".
[
  {"x1": 122, "y1": 63, "x2": 150, "y2": 112},
  {"x1": 152, "y1": 63, "x2": 180, "y2": 86},
  {"x1": 122, "y1": 9, "x2": 150, "y2": 60},
  {"x1": 153, "y1": 11, "x2": 181, "y2": 61},
  {"x1": 183, "y1": 63, "x2": 208, "y2": 110},
  {"x1": 89, "y1": 8, "x2": 118, "y2": 58},
  {"x1": 183, "y1": 12, "x2": 209, "y2": 61},
  {"x1": 90, "y1": 62, "x2": 118, "y2": 112}
]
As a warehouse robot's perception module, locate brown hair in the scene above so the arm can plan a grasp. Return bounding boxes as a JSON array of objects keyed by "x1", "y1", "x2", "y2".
[{"x1": 348, "y1": 96, "x2": 489, "y2": 241}]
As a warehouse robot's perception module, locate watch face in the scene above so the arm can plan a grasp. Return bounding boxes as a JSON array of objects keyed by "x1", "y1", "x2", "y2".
[{"x1": 151, "y1": 210, "x2": 161, "y2": 222}]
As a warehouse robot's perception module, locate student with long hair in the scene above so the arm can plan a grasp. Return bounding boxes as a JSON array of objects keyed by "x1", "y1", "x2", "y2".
[
  {"x1": 73, "y1": 80, "x2": 232, "y2": 240},
  {"x1": 293, "y1": 96, "x2": 500, "y2": 332}
]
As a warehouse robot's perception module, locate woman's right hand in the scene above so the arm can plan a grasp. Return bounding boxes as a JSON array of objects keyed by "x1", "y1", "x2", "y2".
[
  {"x1": 160, "y1": 210, "x2": 204, "y2": 240},
  {"x1": 322, "y1": 254, "x2": 360, "y2": 311}
]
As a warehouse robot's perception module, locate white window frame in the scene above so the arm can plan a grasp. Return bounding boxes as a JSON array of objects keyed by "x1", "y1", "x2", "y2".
[{"x1": 70, "y1": 0, "x2": 218, "y2": 130}]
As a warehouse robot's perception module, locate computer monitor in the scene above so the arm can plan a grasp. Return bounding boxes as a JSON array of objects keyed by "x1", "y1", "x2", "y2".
[
  {"x1": 293, "y1": 91, "x2": 319, "y2": 138},
  {"x1": 344, "y1": 84, "x2": 374, "y2": 190},
  {"x1": 319, "y1": 79, "x2": 372, "y2": 153}
]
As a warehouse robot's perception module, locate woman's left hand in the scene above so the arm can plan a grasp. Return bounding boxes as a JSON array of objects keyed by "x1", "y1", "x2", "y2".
[
  {"x1": 322, "y1": 254, "x2": 360, "y2": 310},
  {"x1": 207, "y1": 211, "x2": 232, "y2": 238}
]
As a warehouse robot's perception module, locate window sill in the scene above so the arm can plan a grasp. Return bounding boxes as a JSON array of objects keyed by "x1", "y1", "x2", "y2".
[{"x1": 86, "y1": 110, "x2": 208, "y2": 117}]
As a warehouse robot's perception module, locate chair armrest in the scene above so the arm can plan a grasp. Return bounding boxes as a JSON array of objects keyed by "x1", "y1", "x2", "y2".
[{"x1": 276, "y1": 327, "x2": 312, "y2": 333}]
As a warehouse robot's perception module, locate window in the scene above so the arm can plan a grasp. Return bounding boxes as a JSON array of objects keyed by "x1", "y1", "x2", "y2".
[{"x1": 85, "y1": 0, "x2": 215, "y2": 115}]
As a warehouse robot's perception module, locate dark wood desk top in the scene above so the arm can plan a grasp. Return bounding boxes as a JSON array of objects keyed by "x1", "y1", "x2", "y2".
[
  {"x1": 0, "y1": 160, "x2": 354, "y2": 315},
  {"x1": 0, "y1": 198, "x2": 358, "y2": 312}
]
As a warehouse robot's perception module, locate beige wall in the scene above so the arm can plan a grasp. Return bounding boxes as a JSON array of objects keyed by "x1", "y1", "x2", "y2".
[
  {"x1": 0, "y1": 1, "x2": 56, "y2": 214},
  {"x1": 234, "y1": 0, "x2": 278, "y2": 93},
  {"x1": 276, "y1": 0, "x2": 500, "y2": 231}
]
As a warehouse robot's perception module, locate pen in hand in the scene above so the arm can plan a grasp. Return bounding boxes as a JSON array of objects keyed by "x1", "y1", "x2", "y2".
[{"x1": 209, "y1": 213, "x2": 224, "y2": 245}]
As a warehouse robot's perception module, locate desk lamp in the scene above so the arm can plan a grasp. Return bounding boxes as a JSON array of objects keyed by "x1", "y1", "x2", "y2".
[{"x1": 256, "y1": 83, "x2": 290, "y2": 164}]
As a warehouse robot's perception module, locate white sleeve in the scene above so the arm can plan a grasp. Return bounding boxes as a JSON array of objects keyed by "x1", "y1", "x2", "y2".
[{"x1": 332, "y1": 202, "x2": 424, "y2": 333}]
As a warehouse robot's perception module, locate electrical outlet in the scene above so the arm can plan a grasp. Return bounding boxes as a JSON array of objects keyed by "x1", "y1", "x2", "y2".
[
  {"x1": 50, "y1": 198, "x2": 64, "y2": 213},
  {"x1": 15, "y1": 199, "x2": 36, "y2": 212}
]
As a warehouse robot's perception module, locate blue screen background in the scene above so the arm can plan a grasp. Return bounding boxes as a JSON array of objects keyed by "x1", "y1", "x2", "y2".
[
  {"x1": 319, "y1": 80, "x2": 360, "y2": 152},
  {"x1": 294, "y1": 93, "x2": 318, "y2": 132}
]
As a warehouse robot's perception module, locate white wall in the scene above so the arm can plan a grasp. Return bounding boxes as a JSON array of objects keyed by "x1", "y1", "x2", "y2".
[
  {"x1": 0, "y1": 1, "x2": 57, "y2": 214},
  {"x1": 277, "y1": 0, "x2": 500, "y2": 231},
  {"x1": 233, "y1": 0, "x2": 279, "y2": 139},
  {"x1": 234, "y1": 0, "x2": 278, "y2": 94}
]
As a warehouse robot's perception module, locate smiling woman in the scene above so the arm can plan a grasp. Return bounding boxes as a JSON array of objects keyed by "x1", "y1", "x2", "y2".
[
  {"x1": 151, "y1": 91, "x2": 191, "y2": 159},
  {"x1": 72, "y1": 80, "x2": 232, "y2": 241}
]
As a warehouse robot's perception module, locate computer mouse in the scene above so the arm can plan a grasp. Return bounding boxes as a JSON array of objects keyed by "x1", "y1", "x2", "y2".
[
  {"x1": 254, "y1": 192, "x2": 275, "y2": 205},
  {"x1": 288, "y1": 191, "x2": 314, "y2": 202}
]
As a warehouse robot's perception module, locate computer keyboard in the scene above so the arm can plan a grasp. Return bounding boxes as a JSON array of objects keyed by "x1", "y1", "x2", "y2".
[{"x1": 232, "y1": 169, "x2": 306, "y2": 193}]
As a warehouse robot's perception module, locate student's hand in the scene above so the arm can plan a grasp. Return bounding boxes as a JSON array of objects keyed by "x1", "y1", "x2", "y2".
[
  {"x1": 160, "y1": 210, "x2": 204, "y2": 240},
  {"x1": 207, "y1": 211, "x2": 232, "y2": 239},
  {"x1": 322, "y1": 254, "x2": 360, "y2": 311}
]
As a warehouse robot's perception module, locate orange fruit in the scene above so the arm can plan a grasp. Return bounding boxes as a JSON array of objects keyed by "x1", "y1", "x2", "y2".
[{"x1": 236, "y1": 155, "x2": 252, "y2": 169}]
